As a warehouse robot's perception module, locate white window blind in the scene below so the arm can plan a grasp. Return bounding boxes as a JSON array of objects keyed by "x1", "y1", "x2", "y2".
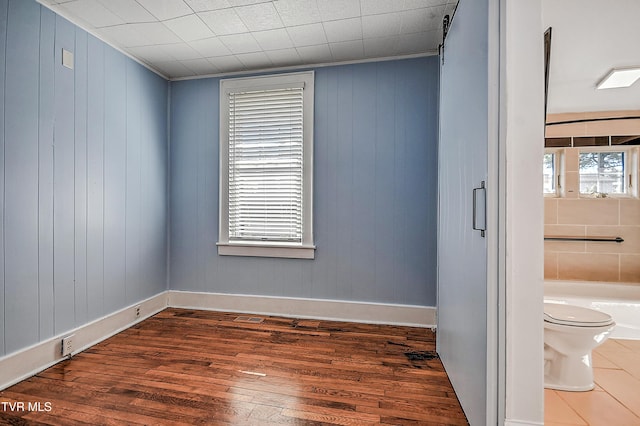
[
  {"x1": 219, "y1": 71, "x2": 315, "y2": 259},
  {"x1": 228, "y1": 86, "x2": 304, "y2": 243}
]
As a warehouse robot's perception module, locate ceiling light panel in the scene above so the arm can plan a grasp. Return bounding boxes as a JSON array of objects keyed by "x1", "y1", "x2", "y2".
[{"x1": 597, "y1": 68, "x2": 640, "y2": 89}]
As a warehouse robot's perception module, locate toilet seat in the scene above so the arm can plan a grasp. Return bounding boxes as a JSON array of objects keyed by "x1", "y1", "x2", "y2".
[{"x1": 544, "y1": 303, "x2": 614, "y2": 327}]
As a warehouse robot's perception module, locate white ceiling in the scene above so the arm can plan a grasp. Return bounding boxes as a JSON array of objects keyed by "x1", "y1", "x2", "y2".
[
  {"x1": 543, "y1": 0, "x2": 640, "y2": 114},
  {"x1": 38, "y1": 0, "x2": 457, "y2": 79}
]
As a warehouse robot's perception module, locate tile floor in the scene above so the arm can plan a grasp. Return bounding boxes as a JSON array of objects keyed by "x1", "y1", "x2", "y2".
[{"x1": 545, "y1": 339, "x2": 640, "y2": 425}]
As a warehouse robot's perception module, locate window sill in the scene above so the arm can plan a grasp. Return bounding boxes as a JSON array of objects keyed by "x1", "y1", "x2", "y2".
[
  {"x1": 578, "y1": 193, "x2": 634, "y2": 199},
  {"x1": 217, "y1": 242, "x2": 316, "y2": 259}
]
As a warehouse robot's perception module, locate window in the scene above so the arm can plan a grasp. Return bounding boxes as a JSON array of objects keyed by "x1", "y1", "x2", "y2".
[
  {"x1": 544, "y1": 149, "x2": 562, "y2": 196},
  {"x1": 578, "y1": 149, "x2": 628, "y2": 196},
  {"x1": 218, "y1": 72, "x2": 315, "y2": 259}
]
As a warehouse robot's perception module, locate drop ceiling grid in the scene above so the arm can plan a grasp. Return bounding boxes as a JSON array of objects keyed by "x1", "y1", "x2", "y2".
[{"x1": 38, "y1": 0, "x2": 456, "y2": 78}]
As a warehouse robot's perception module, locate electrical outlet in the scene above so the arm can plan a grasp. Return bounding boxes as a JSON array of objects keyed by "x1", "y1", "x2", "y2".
[
  {"x1": 61, "y1": 334, "x2": 74, "y2": 357},
  {"x1": 135, "y1": 305, "x2": 141, "y2": 319}
]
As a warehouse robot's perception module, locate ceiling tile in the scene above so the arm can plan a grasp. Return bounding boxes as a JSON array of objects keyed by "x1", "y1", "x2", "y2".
[
  {"x1": 253, "y1": 28, "x2": 294, "y2": 51},
  {"x1": 219, "y1": 33, "x2": 262, "y2": 54},
  {"x1": 135, "y1": 0, "x2": 193, "y2": 21},
  {"x1": 274, "y1": 0, "x2": 322, "y2": 26},
  {"x1": 182, "y1": 58, "x2": 219, "y2": 74},
  {"x1": 286, "y1": 23, "x2": 327, "y2": 47},
  {"x1": 235, "y1": 51, "x2": 273, "y2": 68},
  {"x1": 444, "y1": 2, "x2": 457, "y2": 16},
  {"x1": 265, "y1": 48, "x2": 301, "y2": 66},
  {"x1": 396, "y1": 30, "x2": 439, "y2": 54},
  {"x1": 164, "y1": 14, "x2": 214, "y2": 41},
  {"x1": 362, "y1": 12, "x2": 401, "y2": 39},
  {"x1": 155, "y1": 60, "x2": 196, "y2": 78},
  {"x1": 42, "y1": 0, "x2": 450, "y2": 78},
  {"x1": 61, "y1": 0, "x2": 124, "y2": 28},
  {"x1": 189, "y1": 36, "x2": 232, "y2": 56},
  {"x1": 322, "y1": 18, "x2": 362, "y2": 43},
  {"x1": 235, "y1": 2, "x2": 284, "y2": 31},
  {"x1": 363, "y1": 36, "x2": 399, "y2": 57},
  {"x1": 128, "y1": 22, "x2": 184, "y2": 44},
  {"x1": 361, "y1": 0, "x2": 404, "y2": 15},
  {"x1": 329, "y1": 40, "x2": 364, "y2": 61},
  {"x1": 97, "y1": 0, "x2": 156, "y2": 23},
  {"x1": 97, "y1": 24, "x2": 151, "y2": 47},
  {"x1": 316, "y1": 0, "x2": 361, "y2": 21},
  {"x1": 208, "y1": 55, "x2": 245, "y2": 72},
  {"x1": 184, "y1": 0, "x2": 231, "y2": 12},
  {"x1": 157, "y1": 42, "x2": 203, "y2": 60},
  {"x1": 404, "y1": 0, "x2": 450, "y2": 10},
  {"x1": 401, "y1": 6, "x2": 445, "y2": 34},
  {"x1": 227, "y1": 0, "x2": 271, "y2": 5},
  {"x1": 127, "y1": 45, "x2": 176, "y2": 63},
  {"x1": 199, "y1": 9, "x2": 248, "y2": 35},
  {"x1": 296, "y1": 44, "x2": 333, "y2": 64}
]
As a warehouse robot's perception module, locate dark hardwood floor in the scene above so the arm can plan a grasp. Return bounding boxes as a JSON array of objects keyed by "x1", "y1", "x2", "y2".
[{"x1": 0, "y1": 308, "x2": 468, "y2": 425}]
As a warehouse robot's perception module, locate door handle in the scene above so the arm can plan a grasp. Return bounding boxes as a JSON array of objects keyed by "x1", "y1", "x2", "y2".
[{"x1": 473, "y1": 181, "x2": 486, "y2": 237}]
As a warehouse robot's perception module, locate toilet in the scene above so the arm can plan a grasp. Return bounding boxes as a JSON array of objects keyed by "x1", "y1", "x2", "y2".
[{"x1": 544, "y1": 302, "x2": 615, "y2": 391}]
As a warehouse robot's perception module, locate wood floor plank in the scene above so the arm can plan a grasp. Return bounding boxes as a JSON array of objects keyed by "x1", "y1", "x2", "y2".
[{"x1": 0, "y1": 308, "x2": 467, "y2": 425}]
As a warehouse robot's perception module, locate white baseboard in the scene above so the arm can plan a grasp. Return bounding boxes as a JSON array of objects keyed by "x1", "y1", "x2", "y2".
[
  {"x1": 168, "y1": 290, "x2": 437, "y2": 328},
  {"x1": 0, "y1": 292, "x2": 168, "y2": 391},
  {"x1": 504, "y1": 419, "x2": 544, "y2": 426},
  {"x1": 0, "y1": 290, "x2": 436, "y2": 391}
]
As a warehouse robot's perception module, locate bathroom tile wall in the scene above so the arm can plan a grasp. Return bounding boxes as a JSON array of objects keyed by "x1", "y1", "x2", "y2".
[
  {"x1": 545, "y1": 110, "x2": 640, "y2": 138},
  {"x1": 544, "y1": 148, "x2": 640, "y2": 283}
]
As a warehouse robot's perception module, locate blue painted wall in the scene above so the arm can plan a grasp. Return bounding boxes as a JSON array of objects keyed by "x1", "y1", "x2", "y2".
[
  {"x1": 0, "y1": 0, "x2": 168, "y2": 357},
  {"x1": 169, "y1": 57, "x2": 439, "y2": 306}
]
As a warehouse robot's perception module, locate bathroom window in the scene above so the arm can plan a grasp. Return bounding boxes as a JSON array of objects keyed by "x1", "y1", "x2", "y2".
[
  {"x1": 578, "y1": 148, "x2": 632, "y2": 196},
  {"x1": 218, "y1": 71, "x2": 315, "y2": 259},
  {"x1": 544, "y1": 150, "x2": 560, "y2": 196}
]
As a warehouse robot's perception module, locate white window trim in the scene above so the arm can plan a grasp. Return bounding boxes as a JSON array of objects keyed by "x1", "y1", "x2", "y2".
[
  {"x1": 543, "y1": 148, "x2": 562, "y2": 197},
  {"x1": 577, "y1": 146, "x2": 638, "y2": 198},
  {"x1": 218, "y1": 71, "x2": 315, "y2": 259}
]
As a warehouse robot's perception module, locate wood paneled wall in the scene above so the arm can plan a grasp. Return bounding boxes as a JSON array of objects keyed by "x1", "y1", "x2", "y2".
[
  {"x1": 169, "y1": 58, "x2": 439, "y2": 306},
  {"x1": 0, "y1": 0, "x2": 168, "y2": 357}
]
